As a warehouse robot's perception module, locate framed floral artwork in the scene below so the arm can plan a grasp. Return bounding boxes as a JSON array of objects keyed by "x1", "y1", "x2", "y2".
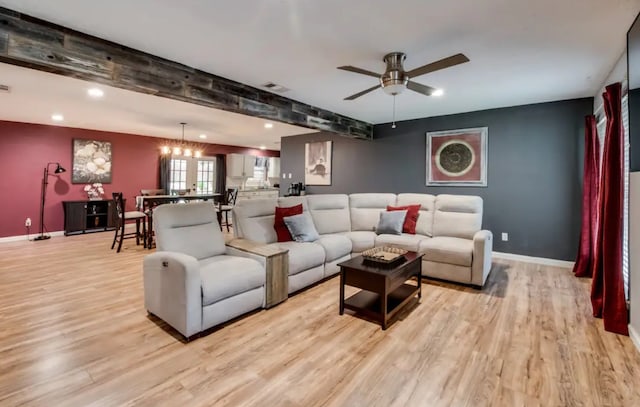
[
  {"x1": 72, "y1": 139, "x2": 112, "y2": 184},
  {"x1": 426, "y1": 127, "x2": 488, "y2": 186}
]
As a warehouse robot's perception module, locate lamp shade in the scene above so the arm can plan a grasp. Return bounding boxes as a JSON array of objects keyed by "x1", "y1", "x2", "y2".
[{"x1": 54, "y1": 163, "x2": 66, "y2": 174}]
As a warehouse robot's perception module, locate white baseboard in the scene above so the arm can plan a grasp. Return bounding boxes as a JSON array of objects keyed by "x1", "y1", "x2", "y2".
[
  {"x1": 0, "y1": 224, "x2": 136, "y2": 244},
  {"x1": 0, "y1": 230, "x2": 66, "y2": 243},
  {"x1": 492, "y1": 251, "x2": 575, "y2": 269},
  {"x1": 630, "y1": 324, "x2": 640, "y2": 354}
]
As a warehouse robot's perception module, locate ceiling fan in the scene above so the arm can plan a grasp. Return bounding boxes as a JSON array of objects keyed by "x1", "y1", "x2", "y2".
[{"x1": 337, "y1": 52, "x2": 469, "y2": 100}]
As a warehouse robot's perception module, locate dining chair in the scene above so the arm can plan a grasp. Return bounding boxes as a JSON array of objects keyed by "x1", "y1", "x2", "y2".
[
  {"x1": 111, "y1": 192, "x2": 147, "y2": 253},
  {"x1": 138, "y1": 189, "x2": 165, "y2": 248},
  {"x1": 218, "y1": 188, "x2": 238, "y2": 232}
]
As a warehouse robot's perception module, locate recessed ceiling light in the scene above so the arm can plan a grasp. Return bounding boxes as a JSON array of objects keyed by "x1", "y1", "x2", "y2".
[
  {"x1": 432, "y1": 89, "x2": 444, "y2": 97},
  {"x1": 259, "y1": 145, "x2": 267, "y2": 150},
  {"x1": 199, "y1": 134, "x2": 207, "y2": 139},
  {"x1": 87, "y1": 88, "x2": 104, "y2": 98},
  {"x1": 51, "y1": 114, "x2": 64, "y2": 122},
  {"x1": 264, "y1": 123, "x2": 274, "y2": 129}
]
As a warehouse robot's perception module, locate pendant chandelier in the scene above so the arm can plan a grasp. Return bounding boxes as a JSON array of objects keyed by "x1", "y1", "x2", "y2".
[{"x1": 161, "y1": 122, "x2": 202, "y2": 158}]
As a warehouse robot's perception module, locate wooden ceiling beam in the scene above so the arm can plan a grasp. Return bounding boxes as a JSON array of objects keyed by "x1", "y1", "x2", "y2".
[{"x1": 0, "y1": 7, "x2": 373, "y2": 139}]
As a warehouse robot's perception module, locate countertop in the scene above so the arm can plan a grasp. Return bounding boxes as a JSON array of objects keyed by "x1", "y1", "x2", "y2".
[{"x1": 237, "y1": 188, "x2": 280, "y2": 192}]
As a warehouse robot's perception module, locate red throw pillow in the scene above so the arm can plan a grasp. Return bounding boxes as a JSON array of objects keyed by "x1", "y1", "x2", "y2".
[
  {"x1": 387, "y1": 204, "x2": 421, "y2": 234},
  {"x1": 274, "y1": 204, "x2": 303, "y2": 242}
]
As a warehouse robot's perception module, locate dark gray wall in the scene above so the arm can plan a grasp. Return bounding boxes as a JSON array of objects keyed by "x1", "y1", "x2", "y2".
[{"x1": 281, "y1": 98, "x2": 593, "y2": 261}]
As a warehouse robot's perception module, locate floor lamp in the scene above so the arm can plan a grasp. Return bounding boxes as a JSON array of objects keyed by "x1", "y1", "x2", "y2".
[{"x1": 35, "y1": 162, "x2": 66, "y2": 241}]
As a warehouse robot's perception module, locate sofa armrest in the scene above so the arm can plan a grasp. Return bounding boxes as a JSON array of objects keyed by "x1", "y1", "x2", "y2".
[
  {"x1": 471, "y1": 230, "x2": 493, "y2": 287},
  {"x1": 143, "y1": 251, "x2": 202, "y2": 338}
]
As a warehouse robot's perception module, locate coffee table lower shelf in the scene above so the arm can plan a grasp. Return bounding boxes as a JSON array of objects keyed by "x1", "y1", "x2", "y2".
[{"x1": 343, "y1": 283, "x2": 420, "y2": 328}]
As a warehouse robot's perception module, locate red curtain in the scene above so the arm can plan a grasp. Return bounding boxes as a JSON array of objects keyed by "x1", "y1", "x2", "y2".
[
  {"x1": 591, "y1": 82, "x2": 628, "y2": 335},
  {"x1": 573, "y1": 115, "x2": 600, "y2": 277}
]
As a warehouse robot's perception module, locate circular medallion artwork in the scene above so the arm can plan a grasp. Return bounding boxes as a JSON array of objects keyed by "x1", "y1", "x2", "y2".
[{"x1": 435, "y1": 140, "x2": 475, "y2": 177}]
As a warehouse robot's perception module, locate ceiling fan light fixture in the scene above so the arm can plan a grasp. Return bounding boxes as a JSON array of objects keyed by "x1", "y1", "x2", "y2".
[
  {"x1": 382, "y1": 83, "x2": 406, "y2": 96},
  {"x1": 432, "y1": 89, "x2": 444, "y2": 97}
]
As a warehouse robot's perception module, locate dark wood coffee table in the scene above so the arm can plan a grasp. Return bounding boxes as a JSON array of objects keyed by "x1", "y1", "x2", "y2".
[{"x1": 338, "y1": 251, "x2": 423, "y2": 330}]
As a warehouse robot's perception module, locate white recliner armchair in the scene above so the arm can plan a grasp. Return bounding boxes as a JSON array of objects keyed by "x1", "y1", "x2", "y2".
[{"x1": 143, "y1": 202, "x2": 266, "y2": 338}]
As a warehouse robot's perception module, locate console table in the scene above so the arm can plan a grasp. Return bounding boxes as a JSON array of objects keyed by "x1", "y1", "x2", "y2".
[{"x1": 62, "y1": 200, "x2": 117, "y2": 236}]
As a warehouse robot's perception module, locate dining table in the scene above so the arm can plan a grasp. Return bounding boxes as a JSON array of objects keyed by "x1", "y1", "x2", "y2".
[{"x1": 136, "y1": 193, "x2": 222, "y2": 249}]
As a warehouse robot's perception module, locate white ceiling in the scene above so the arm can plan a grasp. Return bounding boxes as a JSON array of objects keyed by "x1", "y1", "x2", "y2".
[
  {"x1": 0, "y1": 62, "x2": 316, "y2": 149},
  {"x1": 0, "y1": 0, "x2": 639, "y2": 125}
]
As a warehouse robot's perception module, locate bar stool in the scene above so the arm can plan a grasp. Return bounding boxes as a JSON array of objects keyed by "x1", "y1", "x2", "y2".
[
  {"x1": 111, "y1": 192, "x2": 147, "y2": 253},
  {"x1": 218, "y1": 188, "x2": 238, "y2": 232}
]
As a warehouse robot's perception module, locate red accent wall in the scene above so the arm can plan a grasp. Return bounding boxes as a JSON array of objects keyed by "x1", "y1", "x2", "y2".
[{"x1": 0, "y1": 120, "x2": 279, "y2": 238}]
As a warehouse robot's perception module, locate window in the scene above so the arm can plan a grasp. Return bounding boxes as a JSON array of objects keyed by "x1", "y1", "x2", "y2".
[
  {"x1": 169, "y1": 157, "x2": 216, "y2": 194},
  {"x1": 169, "y1": 159, "x2": 187, "y2": 193},
  {"x1": 196, "y1": 160, "x2": 216, "y2": 194},
  {"x1": 245, "y1": 157, "x2": 268, "y2": 188}
]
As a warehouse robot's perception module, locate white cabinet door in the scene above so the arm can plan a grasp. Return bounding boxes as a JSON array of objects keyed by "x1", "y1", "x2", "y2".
[
  {"x1": 267, "y1": 157, "x2": 280, "y2": 178},
  {"x1": 227, "y1": 154, "x2": 246, "y2": 177},
  {"x1": 243, "y1": 155, "x2": 255, "y2": 178}
]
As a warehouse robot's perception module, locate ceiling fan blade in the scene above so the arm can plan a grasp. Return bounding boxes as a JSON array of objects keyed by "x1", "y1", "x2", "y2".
[
  {"x1": 344, "y1": 84, "x2": 381, "y2": 100},
  {"x1": 407, "y1": 81, "x2": 437, "y2": 96},
  {"x1": 407, "y1": 53, "x2": 470, "y2": 78},
  {"x1": 337, "y1": 65, "x2": 381, "y2": 78}
]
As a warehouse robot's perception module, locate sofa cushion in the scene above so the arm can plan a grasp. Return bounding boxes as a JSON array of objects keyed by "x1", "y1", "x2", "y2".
[
  {"x1": 316, "y1": 234, "x2": 353, "y2": 262},
  {"x1": 269, "y1": 241, "x2": 326, "y2": 276},
  {"x1": 397, "y1": 194, "x2": 436, "y2": 237},
  {"x1": 387, "y1": 205, "x2": 420, "y2": 234},
  {"x1": 349, "y1": 193, "x2": 397, "y2": 231},
  {"x1": 283, "y1": 212, "x2": 320, "y2": 242},
  {"x1": 375, "y1": 233, "x2": 427, "y2": 252},
  {"x1": 375, "y1": 210, "x2": 407, "y2": 235},
  {"x1": 232, "y1": 198, "x2": 278, "y2": 243},
  {"x1": 278, "y1": 196, "x2": 309, "y2": 211},
  {"x1": 419, "y1": 237, "x2": 473, "y2": 267},
  {"x1": 433, "y1": 195, "x2": 483, "y2": 239},
  {"x1": 306, "y1": 194, "x2": 351, "y2": 234},
  {"x1": 274, "y1": 204, "x2": 303, "y2": 242},
  {"x1": 154, "y1": 202, "x2": 226, "y2": 260},
  {"x1": 199, "y1": 255, "x2": 265, "y2": 306},
  {"x1": 343, "y1": 231, "x2": 376, "y2": 252}
]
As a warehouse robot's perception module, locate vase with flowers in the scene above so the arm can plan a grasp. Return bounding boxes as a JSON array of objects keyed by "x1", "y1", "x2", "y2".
[{"x1": 84, "y1": 183, "x2": 105, "y2": 200}]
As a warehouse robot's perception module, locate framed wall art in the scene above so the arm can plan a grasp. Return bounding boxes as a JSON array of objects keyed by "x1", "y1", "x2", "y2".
[
  {"x1": 426, "y1": 127, "x2": 488, "y2": 187},
  {"x1": 72, "y1": 139, "x2": 113, "y2": 184},
  {"x1": 305, "y1": 140, "x2": 332, "y2": 185}
]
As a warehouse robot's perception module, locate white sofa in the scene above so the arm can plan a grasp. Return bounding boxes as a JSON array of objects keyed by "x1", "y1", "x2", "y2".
[{"x1": 232, "y1": 193, "x2": 493, "y2": 292}]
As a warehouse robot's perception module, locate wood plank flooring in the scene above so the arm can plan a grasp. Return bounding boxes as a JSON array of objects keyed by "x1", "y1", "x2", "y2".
[{"x1": 1, "y1": 233, "x2": 639, "y2": 406}]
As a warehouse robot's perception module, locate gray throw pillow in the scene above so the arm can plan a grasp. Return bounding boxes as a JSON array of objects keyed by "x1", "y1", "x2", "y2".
[
  {"x1": 283, "y1": 212, "x2": 320, "y2": 242},
  {"x1": 376, "y1": 210, "x2": 407, "y2": 235}
]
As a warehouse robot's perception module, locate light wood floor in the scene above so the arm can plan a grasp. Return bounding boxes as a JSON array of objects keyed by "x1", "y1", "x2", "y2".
[{"x1": 1, "y1": 233, "x2": 639, "y2": 407}]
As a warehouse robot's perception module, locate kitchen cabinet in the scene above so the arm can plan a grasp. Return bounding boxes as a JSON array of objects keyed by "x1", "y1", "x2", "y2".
[
  {"x1": 63, "y1": 200, "x2": 117, "y2": 236},
  {"x1": 267, "y1": 157, "x2": 280, "y2": 179},
  {"x1": 227, "y1": 153, "x2": 255, "y2": 177}
]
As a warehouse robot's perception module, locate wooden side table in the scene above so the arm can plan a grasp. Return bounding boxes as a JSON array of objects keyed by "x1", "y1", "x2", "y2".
[{"x1": 226, "y1": 238, "x2": 289, "y2": 308}]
